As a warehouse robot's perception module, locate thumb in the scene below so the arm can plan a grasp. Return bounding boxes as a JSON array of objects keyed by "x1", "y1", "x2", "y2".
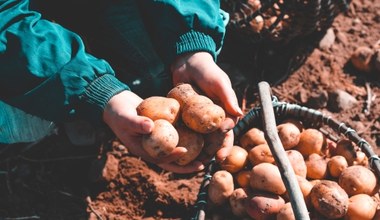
[
  {"x1": 218, "y1": 86, "x2": 243, "y2": 117},
  {"x1": 129, "y1": 116, "x2": 154, "y2": 134}
]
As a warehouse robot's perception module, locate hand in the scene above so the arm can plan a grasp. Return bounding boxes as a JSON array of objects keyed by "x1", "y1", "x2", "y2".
[
  {"x1": 103, "y1": 90, "x2": 205, "y2": 173},
  {"x1": 171, "y1": 52, "x2": 243, "y2": 118},
  {"x1": 171, "y1": 52, "x2": 244, "y2": 163}
]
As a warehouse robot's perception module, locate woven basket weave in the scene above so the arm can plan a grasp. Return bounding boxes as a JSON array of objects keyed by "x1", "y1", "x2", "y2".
[
  {"x1": 191, "y1": 95, "x2": 380, "y2": 220},
  {"x1": 221, "y1": 0, "x2": 351, "y2": 44},
  {"x1": 219, "y1": 0, "x2": 352, "y2": 88}
]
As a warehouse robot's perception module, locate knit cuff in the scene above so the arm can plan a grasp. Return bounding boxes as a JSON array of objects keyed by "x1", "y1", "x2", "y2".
[
  {"x1": 176, "y1": 31, "x2": 217, "y2": 60},
  {"x1": 81, "y1": 74, "x2": 130, "y2": 124}
]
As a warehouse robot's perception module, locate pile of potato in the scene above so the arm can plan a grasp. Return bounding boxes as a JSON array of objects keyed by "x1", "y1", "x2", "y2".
[
  {"x1": 207, "y1": 120, "x2": 380, "y2": 219},
  {"x1": 137, "y1": 83, "x2": 226, "y2": 165}
]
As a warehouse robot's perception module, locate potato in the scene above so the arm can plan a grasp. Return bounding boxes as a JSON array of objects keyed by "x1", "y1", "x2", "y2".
[
  {"x1": 175, "y1": 123, "x2": 204, "y2": 165},
  {"x1": 208, "y1": 170, "x2": 235, "y2": 205},
  {"x1": 309, "y1": 179, "x2": 321, "y2": 187},
  {"x1": 136, "y1": 96, "x2": 180, "y2": 124},
  {"x1": 189, "y1": 94, "x2": 215, "y2": 104},
  {"x1": 338, "y1": 165, "x2": 378, "y2": 196},
  {"x1": 296, "y1": 175, "x2": 313, "y2": 207},
  {"x1": 285, "y1": 150, "x2": 307, "y2": 178},
  {"x1": 310, "y1": 180, "x2": 349, "y2": 219},
  {"x1": 323, "y1": 138, "x2": 337, "y2": 158},
  {"x1": 294, "y1": 128, "x2": 326, "y2": 157},
  {"x1": 276, "y1": 202, "x2": 295, "y2": 220},
  {"x1": 181, "y1": 99, "x2": 225, "y2": 134},
  {"x1": 305, "y1": 153, "x2": 328, "y2": 179},
  {"x1": 353, "y1": 150, "x2": 368, "y2": 166},
  {"x1": 167, "y1": 83, "x2": 200, "y2": 107},
  {"x1": 250, "y1": 163, "x2": 286, "y2": 195},
  {"x1": 345, "y1": 194, "x2": 377, "y2": 220},
  {"x1": 235, "y1": 170, "x2": 251, "y2": 188},
  {"x1": 142, "y1": 119, "x2": 179, "y2": 158},
  {"x1": 239, "y1": 127, "x2": 267, "y2": 150},
  {"x1": 335, "y1": 139, "x2": 356, "y2": 165},
  {"x1": 220, "y1": 145, "x2": 248, "y2": 173},
  {"x1": 245, "y1": 191, "x2": 285, "y2": 220},
  {"x1": 282, "y1": 118, "x2": 304, "y2": 132},
  {"x1": 201, "y1": 130, "x2": 227, "y2": 159},
  {"x1": 277, "y1": 122, "x2": 301, "y2": 150},
  {"x1": 327, "y1": 155, "x2": 348, "y2": 178},
  {"x1": 229, "y1": 188, "x2": 249, "y2": 217},
  {"x1": 248, "y1": 143, "x2": 274, "y2": 166}
]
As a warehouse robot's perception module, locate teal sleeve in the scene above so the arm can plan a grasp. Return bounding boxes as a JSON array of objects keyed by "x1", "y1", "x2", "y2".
[
  {"x1": 141, "y1": 0, "x2": 227, "y2": 64},
  {"x1": 0, "y1": 0, "x2": 130, "y2": 124}
]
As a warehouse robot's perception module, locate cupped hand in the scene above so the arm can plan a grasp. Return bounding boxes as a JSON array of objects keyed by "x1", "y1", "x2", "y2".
[
  {"x1": 171, "y1": 52, "x2": 244, "y2": 163},
  {"x1": 103, "y1": 90, "x2": 204, "y2": 173},
  {"x1": 171, "y1": 52, "x2": 243, "y2": 118}
]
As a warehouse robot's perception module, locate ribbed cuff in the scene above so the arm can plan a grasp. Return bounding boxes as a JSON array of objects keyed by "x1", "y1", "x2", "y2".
[
  {"x1": 176, "y1": 31, "x2": 217, "y2": 60},
  {"x1": 81, "y1": 74, "x2": 129, "y2": 124}
]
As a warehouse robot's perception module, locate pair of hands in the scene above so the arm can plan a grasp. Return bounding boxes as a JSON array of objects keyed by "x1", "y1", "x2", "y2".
[{"x1": 103, "y1": 52, "x2": 243, "y2": 173}]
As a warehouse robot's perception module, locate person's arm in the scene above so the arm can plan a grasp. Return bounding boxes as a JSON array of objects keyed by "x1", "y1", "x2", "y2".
[
  {"x1": 0, "y1": 0, "x2": 206, "y2": 174},
  {"x1": 0, "y1": 0, "x2": 129, "y2": 123},
  {"x1": 140, "y1": 0, "x2": 227, "y2": 65},
  {"x1": 141, "y1": 0, "x2": 243, "y2": 163}
]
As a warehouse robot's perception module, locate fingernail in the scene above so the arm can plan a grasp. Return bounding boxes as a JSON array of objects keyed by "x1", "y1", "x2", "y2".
[
  {"x1": 142, "y1": 120, "x2": 153, "y2": 132},
  {"x1": 236, "y1": 105, "x2": 244, "y2": 115},
  {"x1": 198, "y1": 164, "x2": 205, "y2": 171},
  {"x1": 195, "y1": 162, "x2": 205, "y2": 171}
]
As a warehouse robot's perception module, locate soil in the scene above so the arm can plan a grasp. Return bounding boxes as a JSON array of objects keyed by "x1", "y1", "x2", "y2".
[{"x1": 1, "y1": 0, "x2": 380, "y2": 219}]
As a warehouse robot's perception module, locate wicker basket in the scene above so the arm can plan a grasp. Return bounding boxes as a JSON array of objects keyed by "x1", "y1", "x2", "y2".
[
  {"x1": 191, "y1": 82, "x2": 380, "y2": 220},
  {"x1": 219, "y1": 0, "x2": 352, "y2": 88},
  {"x1": 221, "y1": 0, "x2": 351, "y2": 44}
]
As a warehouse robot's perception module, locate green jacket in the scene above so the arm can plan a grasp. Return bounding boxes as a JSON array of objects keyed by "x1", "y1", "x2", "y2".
[{"x1": 0, "y1": 0, "x2": 226, "y2": 125}]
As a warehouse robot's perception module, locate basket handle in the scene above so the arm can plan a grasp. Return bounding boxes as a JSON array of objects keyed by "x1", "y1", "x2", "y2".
[{"x1": 258, "y1": 81, "x2": 310, "y2": 220}]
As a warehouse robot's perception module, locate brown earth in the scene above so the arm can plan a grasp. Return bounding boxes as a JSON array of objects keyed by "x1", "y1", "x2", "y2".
[{"x1": 1, "y1": 0, "x2": 380, "y2": 219}]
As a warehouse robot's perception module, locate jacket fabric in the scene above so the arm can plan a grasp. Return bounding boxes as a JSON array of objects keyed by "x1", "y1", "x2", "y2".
[
  {"x1": 0, "y1": 0, "x2": 226, "y2": 143},
  {"x1": 0, "y1": 0, "x2": 226, "y2": 128}
]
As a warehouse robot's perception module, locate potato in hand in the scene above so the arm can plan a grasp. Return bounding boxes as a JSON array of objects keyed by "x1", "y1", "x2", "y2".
[
  {"x1": 142, "y1": 119, "x2": 179, "y2": 159},
  {"x1": 136, "y1": 96, "x2": 180, "y2": 124}
]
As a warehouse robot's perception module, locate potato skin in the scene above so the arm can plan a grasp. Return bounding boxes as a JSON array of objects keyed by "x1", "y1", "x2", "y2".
[
  {"x1": 137, "y1": 96, "x2": 180, "y2": 124},
  {"x1": 248, "y1": 143, "x2": 274, "y2": 166},
  {"x1": 276, "y1": 202, "x2": 295, "y2": 220},
  {"x1": 295, "y1": 175, "x2": 313, "y2": 207},
  {"x1": 235, "y1": 170, "x2": 251, "y2": 188},
  {"x1": 239, "y1": 127, "x2": 267, "y2": 150},
  {"x1": 220, "y1": 145, "x2": 248, "y2": 173},
  {"x1": 285, "y1": 150, "x2": 307, "y2": 178},
  {"x1": 182, "y1": 101, "x2": 225, "y2": 134},
  {"x1": 208, "y1": 170, "x2": 235, "y2": 205},
  {"x1": 338, "y1": 165, "x2": 378, "y2": 196},
  {"x1": 229, "y1": 188, "x2": 249, "y2": 217},
  {"x1": 250, "y1": 163, "x2": 286, "y2": 195},
  {"x1": 327, "y1": 155, "x2": 348, "y2": 178},
  {"x1": 246, "y1": 191, "x2": 285, "y2": 220},
  {"x1": 310, "y1": 180, "x2": 349, "y2": 219},
  {"x1": 277, "y1": 122, "x2": 301, "y2": 150},
  {"x1": 346, "y1": 194, "x2": 378, "y2": 220},
  {"x1": 175, "y1": 124, "x2": 204, "y2": 166},
  {"x1": 294, "y1": 128, "x2": 326, "y2": 157},
  {"x1": 167, "y1": 83, "x2": 200, "y2": 107},
  {"x1": 142, "y1": 119, "x2": 179, "y2": 159},
  {"x1": 305, "y1": 153, "x2": 328, "y2": 180},
  {"x1": 334, "y1": 139, "x2": 356, "y2": 165}
]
